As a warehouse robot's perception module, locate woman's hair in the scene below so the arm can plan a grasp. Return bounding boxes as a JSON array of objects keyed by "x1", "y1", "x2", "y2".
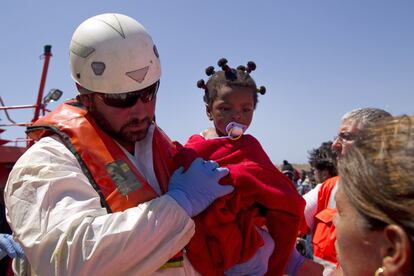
[
  {"x1": 338, "y1": 115, "x2": 414, "y2": 247},
  {"x1": 196, "y1": 58, "x2": 266, "y2": 108},
  {"x1": 308, "y1": 141, "x2": 337, "y2": 177}
]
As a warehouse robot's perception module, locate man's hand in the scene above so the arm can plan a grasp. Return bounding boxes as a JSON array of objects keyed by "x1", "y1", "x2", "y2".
[
  {"x1": 0, "y1": 234, "x2": 24, "y2": 260},
  {"x1": 167, "y1": 158, "x2": 233, "y2": 217}
]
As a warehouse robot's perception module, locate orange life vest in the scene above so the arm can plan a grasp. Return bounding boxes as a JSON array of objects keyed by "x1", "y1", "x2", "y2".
[
  {"x1": 312, "y1": 176, "x2": 339, "y2": 265},
  {"x1": 26, "y1": 100, "x2": 177, "y2": 213}
]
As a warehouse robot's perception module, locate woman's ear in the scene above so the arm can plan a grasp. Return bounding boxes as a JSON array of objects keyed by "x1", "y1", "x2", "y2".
[
  {"x1": 205, "y1": 104, "x2": 213, "y2": 121},
  {"x1": 381, "y1": 224, "x2": 412, "y2": 275}
]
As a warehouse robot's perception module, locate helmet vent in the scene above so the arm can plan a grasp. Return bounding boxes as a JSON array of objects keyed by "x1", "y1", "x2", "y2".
[
  {"x1": 91, "y1": 62, "x2": 106, "y2": 76},
  {"x1": 126, "y1": 66, "x2": 149, "y2": 83},
  {"x1": 70, "y1": 40, "x2": 95, "y2": 58}
]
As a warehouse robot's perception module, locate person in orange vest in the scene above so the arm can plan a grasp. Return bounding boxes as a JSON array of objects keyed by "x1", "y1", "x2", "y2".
[
  {"x1": 1, "y1": 13, "x2": 283, "y2": 276},
  {"x1": 295, "y1": 141, "x2": 338, "y2": 260},
  {"x1": 288, "y1": 107, "x2": 392, "y2": 275},
  {"x1": 308, "y1": 141, "x2": 337, "y2": 187},
  {"x1": 306, "y1": 108, "x2": 392, "y2": 274}
]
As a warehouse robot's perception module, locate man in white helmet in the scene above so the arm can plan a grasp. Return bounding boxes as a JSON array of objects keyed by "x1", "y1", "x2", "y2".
[
  {"x1": 2, "y1": 13, "x2": 279, "y2": 275},
  {"x1": 5, "y1": 13, "x2": 275, "y2": 276}
]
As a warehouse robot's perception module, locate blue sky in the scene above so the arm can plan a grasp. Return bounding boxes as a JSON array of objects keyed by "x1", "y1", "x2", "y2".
[{"x1": 1, "y1": 1, "x2": 413, "y2": 164}]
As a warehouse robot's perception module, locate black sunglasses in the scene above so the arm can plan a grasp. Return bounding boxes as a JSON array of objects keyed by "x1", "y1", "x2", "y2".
[{"x1": 97, "y1": 81, "x2": 160, "y2": 108}]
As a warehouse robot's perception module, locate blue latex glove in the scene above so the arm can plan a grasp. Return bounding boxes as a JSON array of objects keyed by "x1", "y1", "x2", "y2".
[
  {"x1": 167, "y1": 157, "x2": 233, "y2": 217},
  {"x1": 0, "y1": 234, "x2": 24, "y2": 260},
  {"x1": 225, "y1": 227, "x2": 275, "y2": 276}
]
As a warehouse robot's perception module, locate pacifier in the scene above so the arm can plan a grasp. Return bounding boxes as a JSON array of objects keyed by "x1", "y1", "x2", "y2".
[{"x1": 225, "y1": 122, "x2": 247, "y2": 140}]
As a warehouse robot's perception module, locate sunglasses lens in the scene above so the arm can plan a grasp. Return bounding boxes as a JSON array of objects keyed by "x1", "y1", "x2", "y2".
[
  {"x1": 103, "y1": 93, "x2": 136, "y2": 108},
  {"x1": 139, "y1": 89, "x2": 153, "y2": 103},
  {"x1": 101, "y1": 81, "x2": 159, "y2": 108}
]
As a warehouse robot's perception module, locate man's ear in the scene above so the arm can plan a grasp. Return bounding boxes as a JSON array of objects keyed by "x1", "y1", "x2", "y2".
[
  {"x1": 78, "y1": 94, "x2": 92, "y2": 108},
  {"x1": 381, "y1": 224, "x2": 412, "y2": 275},
  {"x1": 205, "y1": 104, "x2": 213, "y2": 121},
  {"x1": 320, "y1": 169, "x2": 330, "y2": 181}
]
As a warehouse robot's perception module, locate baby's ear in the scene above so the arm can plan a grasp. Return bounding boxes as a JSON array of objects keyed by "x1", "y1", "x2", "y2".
[{"x1": 205, "y1": 104, "x2": 213, "y2": 121}]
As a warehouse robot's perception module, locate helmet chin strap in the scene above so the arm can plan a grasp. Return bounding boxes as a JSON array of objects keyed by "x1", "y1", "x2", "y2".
[{"x1": 225, "y1": 122, "x2": 247, "y2": 140}]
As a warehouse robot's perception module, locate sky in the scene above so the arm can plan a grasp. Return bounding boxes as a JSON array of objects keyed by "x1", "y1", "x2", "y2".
[{"x1": 0, "y1": 0, "x2": 413, "y2": 164}]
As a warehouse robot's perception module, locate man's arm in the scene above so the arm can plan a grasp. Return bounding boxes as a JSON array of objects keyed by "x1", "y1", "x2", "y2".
[
  {"x1": 5, "y1": 137, "x2": 194, "y2": 275},
  {"x1": 302, "y1": 183, "x2": 322, "y2": 231}
]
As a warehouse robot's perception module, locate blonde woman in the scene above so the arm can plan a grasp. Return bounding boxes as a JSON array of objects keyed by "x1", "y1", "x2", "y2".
[{"x1": 335, "y1": 115, "x2": 413, "y2": 276}]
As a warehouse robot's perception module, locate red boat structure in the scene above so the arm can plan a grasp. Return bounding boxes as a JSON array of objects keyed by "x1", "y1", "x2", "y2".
[{"x1": 0, "y1": 45, "x2": 62, "y2": 189}]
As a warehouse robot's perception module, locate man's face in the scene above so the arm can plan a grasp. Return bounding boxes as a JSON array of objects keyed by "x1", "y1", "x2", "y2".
[
  {"x1": 332, "y1": 119, "x2": 361, "y2": 159},
  {"x1": 83, "y1": 92, "x2": 156, "y2": 144},
  {"x1": 314, "y1": 168, "x2": 327, "y2": 184}
]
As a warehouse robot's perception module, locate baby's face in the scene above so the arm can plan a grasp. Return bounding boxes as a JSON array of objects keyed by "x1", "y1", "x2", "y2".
[{"x1": 207, "y1": 85, "x2": 255, "y2": 137}]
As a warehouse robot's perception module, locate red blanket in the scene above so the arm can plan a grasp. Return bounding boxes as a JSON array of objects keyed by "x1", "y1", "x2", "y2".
[{"x1": 174, "y1": 134, "x2": 305, "y2": 276}]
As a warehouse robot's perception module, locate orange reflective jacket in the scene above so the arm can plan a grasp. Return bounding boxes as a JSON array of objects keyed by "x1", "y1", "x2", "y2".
[
  {"x1": 27, "y1": 100, "x2": 177, "y2": 213},
  {"x1": 312, "y1": 176, "x2": 339, "y2": 265}
]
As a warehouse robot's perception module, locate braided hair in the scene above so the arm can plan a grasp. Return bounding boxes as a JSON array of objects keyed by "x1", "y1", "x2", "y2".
[{"x1": 197, "y1": 58, "x2": 266, "y2": 108}]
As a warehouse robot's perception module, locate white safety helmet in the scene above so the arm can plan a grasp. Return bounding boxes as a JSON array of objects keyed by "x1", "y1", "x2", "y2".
[{"x1": 70, "y1": 13, "x2": 161, "y2": 94}]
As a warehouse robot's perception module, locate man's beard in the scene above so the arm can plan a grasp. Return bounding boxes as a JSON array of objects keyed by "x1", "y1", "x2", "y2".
[
  {"x1": 89, "y1": 106, "x2": 152, "y2": 143},
  {"x1": 118, "y1": 118, "x2": 152, "y2": 142}
]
